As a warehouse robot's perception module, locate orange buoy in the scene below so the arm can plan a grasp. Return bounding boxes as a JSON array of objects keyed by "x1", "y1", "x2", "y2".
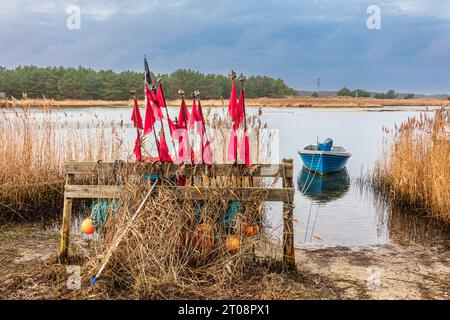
[
  {"x1": 81, "y1": 218, "x2": 94, "y2": 235},
  {"x1": 224, "y1": 235, "x2": 240, "y2": 252},
  {"x1": 244, "y1": 224, "x2": 259, "y2": 237}
]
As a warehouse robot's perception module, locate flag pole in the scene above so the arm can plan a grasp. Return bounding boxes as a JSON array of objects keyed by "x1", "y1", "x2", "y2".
[
  {"x1": 130, "y1": 87, "x2": 142, "y2": 161},
  {"x1": 158, "y1": 78, "x2": 178, "y2": 162},
  {"x1": 144, "y1": 56, "x2": 161, "y2": 160},
  {"x1": 238, "y1": 73, "x2": 247, "y2": 131},
  {"x1": 178, "y1": 88, "x2": 191, "y2": 163},
  {"x1": 229, "y1": 70, "x2": 238, "y2": 164}
]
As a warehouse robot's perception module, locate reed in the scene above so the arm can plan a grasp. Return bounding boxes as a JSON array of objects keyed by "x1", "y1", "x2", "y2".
[
  {"x1": 373, "y1": 107, "x2": 449, "y2": 221},
  {"x1": 0, "y1": 107, "x2": 126, "y2": 221}
]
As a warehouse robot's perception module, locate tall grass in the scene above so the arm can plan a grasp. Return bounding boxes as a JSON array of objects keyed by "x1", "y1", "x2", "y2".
[
  {"x1": 0, "y1": 107, "x2": 126, "y2": 221},
  {"x1": 373, "y1": 107, "x2": 449, "y2": 221},
  {"x1": 0, "y1": 105, "x2": 273, "y2": 222}
]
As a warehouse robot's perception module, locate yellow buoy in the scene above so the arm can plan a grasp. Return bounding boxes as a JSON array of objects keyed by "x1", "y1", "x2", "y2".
[
  {"x1": 224, "y1": 235, "x2": 240, "y2": 252},
  {"x1": 81, "y1": 218, "x2": 94, "y2": 235}
]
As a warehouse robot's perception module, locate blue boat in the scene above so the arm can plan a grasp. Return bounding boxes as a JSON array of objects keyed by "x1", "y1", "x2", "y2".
[{"x1": 298, "y1": 138, "x2": 351, "y2": 175}]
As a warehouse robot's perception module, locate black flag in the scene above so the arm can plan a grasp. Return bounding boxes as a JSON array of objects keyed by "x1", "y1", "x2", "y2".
[{"x1": 144, "y1": 56, "x2": 155, "y2": 86}]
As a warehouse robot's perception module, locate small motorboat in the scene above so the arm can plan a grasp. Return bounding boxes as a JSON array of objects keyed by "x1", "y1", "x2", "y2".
[{"x1": 298, "y1": 138, "x2": 351, "y2": 175}]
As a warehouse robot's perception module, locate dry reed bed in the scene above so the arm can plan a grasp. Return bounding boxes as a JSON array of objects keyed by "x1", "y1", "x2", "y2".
[
  {"x1": 0, "y1": 107, "x2": 127, "y2": 221},
  {"x1": 0, "y1": 105, "x2": 273, "y2": 221},
  {"x1": 2, "y1": 97, "x2": 448, "y2": 109},
  {"x1": 373, "y1": 107, "x2": 449, "y2": 221}
]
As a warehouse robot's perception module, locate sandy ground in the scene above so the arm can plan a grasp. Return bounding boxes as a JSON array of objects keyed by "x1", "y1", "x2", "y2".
[
  {"x1": 1, "y1": 97, "x2": 448, "y2": 108},
  {"x1": 296, "y1": 245, "x2": 449, "y2": 300},
  {"x1": 0, "y1": 223, "x2": 448, "y2": 300}
]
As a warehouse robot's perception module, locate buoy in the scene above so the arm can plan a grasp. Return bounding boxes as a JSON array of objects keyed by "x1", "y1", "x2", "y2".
[
  {"x1": 224, "y1": 235, "x2": 240, "y2": 252},
  {"x1": 244, "y1": 224, "x2": 259, "y2": 236},
  {"x1": 81, "y1": 218, "x2": 94, "y2": 235}
]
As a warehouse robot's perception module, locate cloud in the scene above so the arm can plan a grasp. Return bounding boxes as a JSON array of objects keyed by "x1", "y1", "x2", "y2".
[{"x1": 0, "y1": 0, "x2": 449, "y2": 93}]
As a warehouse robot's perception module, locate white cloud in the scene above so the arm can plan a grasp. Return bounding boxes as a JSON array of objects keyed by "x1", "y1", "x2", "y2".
[{"x1": 382, "y1": 0, "x2": 450, "y2": 20}]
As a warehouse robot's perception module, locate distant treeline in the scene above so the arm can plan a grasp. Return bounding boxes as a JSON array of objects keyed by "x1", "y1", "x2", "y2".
[
  {"x1": 0, "y1": 66, "x2": 296, "y2": 100},
  {"x1": 336, "y1": 87, "x2": 418, "y2": 99}
]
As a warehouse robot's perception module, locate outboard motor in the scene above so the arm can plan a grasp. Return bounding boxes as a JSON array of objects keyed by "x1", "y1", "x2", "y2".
[{"x1": 318, "y1": 138, "x2": 333, "y2": 151}]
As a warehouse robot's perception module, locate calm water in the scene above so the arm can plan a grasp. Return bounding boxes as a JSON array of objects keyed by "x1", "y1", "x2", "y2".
[{"x1": 16, "y1": 105, "x2": 446, "y2": 247}]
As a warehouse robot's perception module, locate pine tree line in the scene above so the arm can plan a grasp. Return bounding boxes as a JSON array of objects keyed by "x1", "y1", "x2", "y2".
[{"x1": 0, "y1": 66, "x2": 296, "y2": 100}]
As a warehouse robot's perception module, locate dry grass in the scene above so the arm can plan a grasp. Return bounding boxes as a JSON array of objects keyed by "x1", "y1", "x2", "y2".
[
  {"x1": 373, "y1": 107, "x2": 449, "y2": 221},
  {"x1": 2, "y1": 96, "x2": 448, "y2": 109},
  {"x1": 0, "y1": 107, "x2": 127, "y2": 222}
]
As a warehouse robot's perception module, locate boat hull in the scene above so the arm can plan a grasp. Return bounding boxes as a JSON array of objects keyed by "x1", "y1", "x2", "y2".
[{"x1": 298, "y1": 151, "x2": 350, "y2": 175}]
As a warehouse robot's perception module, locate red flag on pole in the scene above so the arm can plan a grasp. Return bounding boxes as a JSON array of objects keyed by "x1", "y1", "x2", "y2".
[
  {"x1": 239, "y1": 128, "x2": 251, "y2": 166},
  {"x1": 156, "y1": 83, "x2": 167, "y2": 108},
  {"x1": 146, "y1": 87, "x2": 164, "y2": 122},
  {"x1": 228, "y1": 79, "x2": 237, "y2": 121},
  {"x1": 177, "y1": 96, "x2": 190, "y2": 130},
  {"x1": 234, "y1": 88, "x2": 245, "y2": 130},
  {"x1": 133, "y1": 130, "x2": 142, "y2": 162},
  {"x1": 131, "y1": 96, "x2": 143, "y2": 129},
  {"x1": 202, "y1": 140, "x2": 213, "y2": 165},
  {"x1": 227, "y1": 129, "x2": 238, "y2": 162},
  {"x1": 158, "y1": 131, "x2": 173, "y2": 163},
  {"x1": 143, "y1": 98, "x2": 156, "y2": 136}
]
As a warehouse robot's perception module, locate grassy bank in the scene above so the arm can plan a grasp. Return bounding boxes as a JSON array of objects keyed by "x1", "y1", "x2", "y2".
[
  {"x1": 1, "y1": 96, "x2": 448, "y2": 109},
  {"x1": 373, "y1": 107, "x2": 449, "y2": 221}
]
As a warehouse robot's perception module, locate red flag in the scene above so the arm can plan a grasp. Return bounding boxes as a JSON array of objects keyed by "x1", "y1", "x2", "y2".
[
  {"x1": 190, "y1": 99, "x2": 200, "y2": 130},
  {"x1": 202, "y1": 140, "x2": 213, "y2": 165},
  {"x1": 234, "y1": 89, "x2": 245, "y2": 130},
  {"x1": 133, "y1": 130, "x2": 142, "y2": 162},
  {"x1": 158, "y1": 131, "x2": 173, "y2": 163},
  {"x1": 146, "y1": 87, "x2": 164, "y2": 122},
  {"x1": 143, "y1": 98, "x2": 156, "y2": 135},
  {"x1": 228, "y1": 79, "x2": 237, "y2": 121},
  {"x1": 227, "y1": 129, "x2": 238, "y2": 163},
  {"x1": 197, "y1": 100, "x2": 205, "y2": 125},
  {"x1": 131, "y1": 96, "x2": 143, "y2": 129},
  {"x1": 177, "y1": 96, "x2": 190, "y2": 130},
  {"x1": 168, "y1": 117, "x2": 176, "y2": 136},
  {"x1": 239, "y1": 128, "x2": 251, "y2": 166},
  {"x1": 156, "y1": 83, "x2": 166, "y2": 108}
]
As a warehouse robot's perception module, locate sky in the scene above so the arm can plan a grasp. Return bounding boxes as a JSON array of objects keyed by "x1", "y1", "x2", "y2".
[{"x1": 0, "y1": 0, "x2": 449, "y2": 94}]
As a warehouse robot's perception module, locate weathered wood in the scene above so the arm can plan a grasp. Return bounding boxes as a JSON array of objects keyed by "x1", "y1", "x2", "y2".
[
  {"x1": 64, "y1": 161, "x2": 293, "y2": 178},
  {"x1": 65, "y1": 184, "x2": 123, "y2": 199},
  {"x1": 282, "y1": 158, "x2": 296, "y2": 268},
  {"x1": 64, "y1": 185, "x2": 294, "y2": 202},
  {"x1": 59, "y1": 173, "x2": 74, "y2": 263},
  {"x1": 59, "y1": 159, "x2": 297, "y2": 268}
]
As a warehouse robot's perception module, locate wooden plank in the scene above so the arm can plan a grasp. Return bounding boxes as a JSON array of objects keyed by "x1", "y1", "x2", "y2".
[
  {"x1": 64, "y1": 184, "x2": 294, "y2": 202},
  {"x1": 59, "y1": 173, "x2": 74, "y2": 263},
  {"x1": 165, "y1": 186, "x2": 294, "y2": 202},
  {"x1": 65, "y1": 184, "x2": 123, "y2": 199},
  {"x1": 64, "y1": 161, "x2": 293, "y2": 178},
  {"x1": 282, "y1": 158, "x2": 296, "y2": 268}
]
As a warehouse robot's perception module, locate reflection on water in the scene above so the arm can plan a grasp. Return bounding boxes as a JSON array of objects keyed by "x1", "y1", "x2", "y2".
[{"x1": 297, "y1": 168, "x2": 350, "y2": 204}]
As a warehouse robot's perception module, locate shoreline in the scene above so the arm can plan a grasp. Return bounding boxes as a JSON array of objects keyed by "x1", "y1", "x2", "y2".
[
  {"x1": 1, "y1": 223, "x2": 448, "y2": 299},
  {"x1": 1, "y1": 97, "x2": 448, "y2": 109}
]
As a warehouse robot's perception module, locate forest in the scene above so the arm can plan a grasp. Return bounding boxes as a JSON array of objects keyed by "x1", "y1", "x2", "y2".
[{"x1": 0, "y1": 66, "x2": 296, "y2": 100}]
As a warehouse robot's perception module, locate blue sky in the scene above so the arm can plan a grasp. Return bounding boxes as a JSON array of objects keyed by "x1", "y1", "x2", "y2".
[{"x1": 1, "y1": 0, "x2": 449, "y2": 93}]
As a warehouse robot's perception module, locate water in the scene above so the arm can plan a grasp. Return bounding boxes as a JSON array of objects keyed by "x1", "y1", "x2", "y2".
[
  {"x1": 9, "y1": 105, "x2": 446, "y2": 247},
  {"x1": 260, "y1": 106, "x2": 447, "y2": 247}
]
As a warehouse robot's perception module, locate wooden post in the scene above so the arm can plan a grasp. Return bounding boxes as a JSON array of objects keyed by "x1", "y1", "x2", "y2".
[
  {"x1": 59, "y1": 173, "x2": 74, "y2": 263},
  {"x1": 282, "y1": 158, "x2": 295, "y2": 268}
]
